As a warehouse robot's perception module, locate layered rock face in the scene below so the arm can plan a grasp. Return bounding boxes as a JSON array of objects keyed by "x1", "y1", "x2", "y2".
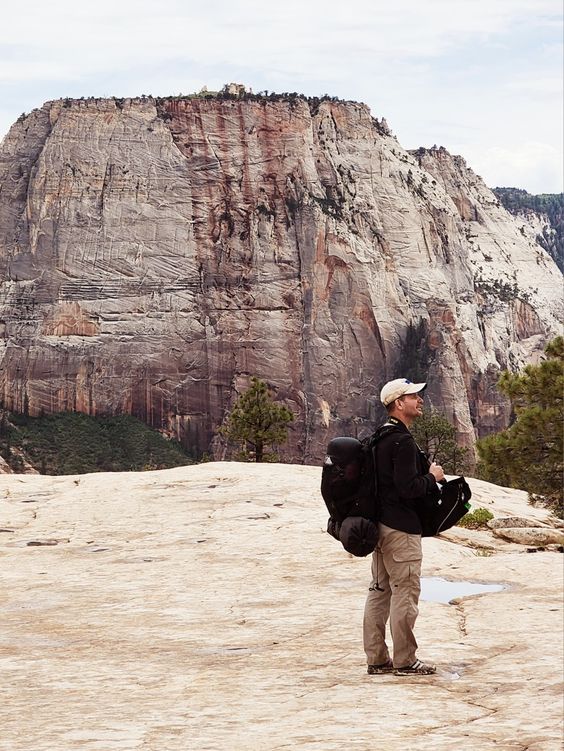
[{"x1": 0, "y1": 96, "x2": 561, "y2": 461}]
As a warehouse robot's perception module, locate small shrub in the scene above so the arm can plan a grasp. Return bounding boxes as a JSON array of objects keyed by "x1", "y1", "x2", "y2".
[
  {"x1": 8, "y1": 453, "x2": 25, "y2": 473},
  {"x1": 472, "y1": 546, "x2": 494, "y2": 557},
  {"x1": 456, "y1": 507, "x2": 494, "y2": 529}
]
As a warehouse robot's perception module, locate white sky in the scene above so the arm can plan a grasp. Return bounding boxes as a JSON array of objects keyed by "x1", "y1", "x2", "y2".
[{"x1": 1, "y1": 0, "x2": 562, "y2": 193}]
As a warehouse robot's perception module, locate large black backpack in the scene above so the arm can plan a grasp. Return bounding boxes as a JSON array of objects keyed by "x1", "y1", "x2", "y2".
[
  {"x1": 321, "y1": 426, "x2": 473, "y2": 555},
  {"x1": 321, "y1": 424, "x2": 398, "y2": 556}
]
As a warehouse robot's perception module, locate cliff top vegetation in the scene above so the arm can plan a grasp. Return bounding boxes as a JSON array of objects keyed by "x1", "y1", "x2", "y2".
[{"x1": 494, "y1": 187, "x2": 563, "y2": 272}]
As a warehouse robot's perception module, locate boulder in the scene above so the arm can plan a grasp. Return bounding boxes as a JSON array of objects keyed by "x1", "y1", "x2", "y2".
[
  {"x1": 492, "y1": 526, "x2": 564, "y2": 546},
  {"x1": 487, "y1": 516, "x2": 544, "y2": 529}
]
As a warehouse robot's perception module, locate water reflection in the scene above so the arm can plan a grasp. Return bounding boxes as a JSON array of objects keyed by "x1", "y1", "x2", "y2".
[{"x1": 421, "y1": 577, "x2": 505, "y2": 604}]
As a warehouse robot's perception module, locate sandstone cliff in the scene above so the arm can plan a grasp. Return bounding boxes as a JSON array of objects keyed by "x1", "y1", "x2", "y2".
[
  {"x1": 0, "y1": 95, "x2": 561, "y2": 461},
  {"x1": 493, "y1": 187, "x2": 563, "y2": 273}
]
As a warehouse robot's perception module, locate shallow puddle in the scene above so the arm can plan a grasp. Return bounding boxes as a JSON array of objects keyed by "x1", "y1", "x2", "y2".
[{"x1": 421, "y1": 576, "x2": 505, "y2": 604}]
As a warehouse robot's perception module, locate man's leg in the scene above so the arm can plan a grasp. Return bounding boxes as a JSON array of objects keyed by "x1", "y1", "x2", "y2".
[
  {"x1": 379, "y1": 524, "x2": 422, "y2": 668},
  {"x1": 363, "y1": 536, "x2": 392, "y2": 667}
]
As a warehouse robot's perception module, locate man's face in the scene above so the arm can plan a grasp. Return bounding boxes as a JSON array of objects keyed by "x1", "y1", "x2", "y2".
[{"x1": 398, "y1": 392, "x2": 424, "y2": 420}]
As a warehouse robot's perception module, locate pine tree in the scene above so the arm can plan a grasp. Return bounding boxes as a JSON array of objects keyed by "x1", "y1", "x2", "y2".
[
  {"x1": 219, "y1": 377, "x2": 294, "y2": 462},
  {"x1": 476, "y1": 337, "x2": 563, "y2": 508},
  {"x1": 411, "y1": 409, "x2": 470, "y2": 475}
]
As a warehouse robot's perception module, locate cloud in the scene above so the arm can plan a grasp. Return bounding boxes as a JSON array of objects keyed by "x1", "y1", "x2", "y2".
[
  {"x1": 507, "y1": 74, "x2": 563, "y2": 97},
  {"x1": 0, "y1": 61, "x2": 78, "y2": 83},
  {"x1": 0, "y1": 0, "x2": 562, "y2": 192},
  {"x1": 467, "y1": 141, "x2": 563, "y2": 193},
  {"x1": 1, "y1": 0, "x2": 560, "y2": 74}
]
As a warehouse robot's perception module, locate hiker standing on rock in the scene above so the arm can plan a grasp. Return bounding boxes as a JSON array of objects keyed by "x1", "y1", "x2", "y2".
[{"x1": 363, "y1": 378, "x2": 445, "y2": 676}]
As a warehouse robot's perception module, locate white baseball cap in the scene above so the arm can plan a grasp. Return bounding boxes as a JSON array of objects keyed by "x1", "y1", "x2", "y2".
[{"x1": 380, "y1": 378, "x2": 426, "y2": 406}]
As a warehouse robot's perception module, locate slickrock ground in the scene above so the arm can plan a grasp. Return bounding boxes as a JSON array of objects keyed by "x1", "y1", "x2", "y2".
[{"x1": 0, "y1": 462, "x2": 562, "y2": 751}]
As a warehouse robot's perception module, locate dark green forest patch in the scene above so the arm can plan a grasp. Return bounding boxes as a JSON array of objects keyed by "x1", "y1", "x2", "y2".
[{"x1": 0, "y1": 411, "x2": 193, "y2": 475}]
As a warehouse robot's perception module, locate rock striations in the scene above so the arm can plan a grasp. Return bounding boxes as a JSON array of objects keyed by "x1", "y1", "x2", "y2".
[{"x1": 0, "y1": 95, "x2": 562, "y2": 460}]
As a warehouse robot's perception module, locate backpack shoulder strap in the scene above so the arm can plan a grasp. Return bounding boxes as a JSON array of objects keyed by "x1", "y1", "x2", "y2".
[
  {"x1": 360, "y1": 423, "x2": 404, "y2": 521},
  {"x1": 372, "y1": 422, "x2": 402, "y2": 443}
]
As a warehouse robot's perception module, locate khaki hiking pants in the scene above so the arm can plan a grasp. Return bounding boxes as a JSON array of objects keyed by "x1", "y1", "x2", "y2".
[{"x1": 363, "y1": 523, "x2": 422, "y2": 668}]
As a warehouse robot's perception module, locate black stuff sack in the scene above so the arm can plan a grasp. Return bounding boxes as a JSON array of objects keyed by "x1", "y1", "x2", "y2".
[
  {"x1": 321, "y1": 437, "x2": 366, "y2": 523},
  {"x1": 338, "y1": 516, "x2": 379, "y2": 557},
  {"x1": 419, "y1": 476, "x2": 472, "y2": 537}
]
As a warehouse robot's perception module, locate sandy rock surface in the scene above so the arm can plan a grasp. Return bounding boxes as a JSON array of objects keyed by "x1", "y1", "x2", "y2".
[{"x1": 0, "y1": 463, "x2": 562, "y2": 751}]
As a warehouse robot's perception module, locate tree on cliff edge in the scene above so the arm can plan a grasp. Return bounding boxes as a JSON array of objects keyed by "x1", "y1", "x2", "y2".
[
  {"x1": 411, "y1": 409, "x2": 470, "y2": 475},
  {"x1": 219, "y1": 377, "x2": 294, "y2": 462},
  {"x1": 477, "y1": 337, "x2": 563, "y2": 511}
]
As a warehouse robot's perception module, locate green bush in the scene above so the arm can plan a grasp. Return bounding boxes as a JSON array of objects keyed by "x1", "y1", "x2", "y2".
[{"x1": 456, "y1": 507, "x2": 494, "y2": 529}]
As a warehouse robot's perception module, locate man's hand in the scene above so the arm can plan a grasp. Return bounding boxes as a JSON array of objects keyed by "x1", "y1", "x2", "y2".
[{"x1": 429, "y1": 462, "x2": 446, "y2": 482}]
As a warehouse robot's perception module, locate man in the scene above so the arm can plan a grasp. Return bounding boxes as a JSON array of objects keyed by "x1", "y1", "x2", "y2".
[{"x1": 363, "y1": 378, "x2": 445, "y2": 675}]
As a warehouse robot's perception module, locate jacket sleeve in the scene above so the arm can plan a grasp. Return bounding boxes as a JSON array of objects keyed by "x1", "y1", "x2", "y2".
[{"x1": 392, "y1": 434, "x2": 437, "y2": 500}]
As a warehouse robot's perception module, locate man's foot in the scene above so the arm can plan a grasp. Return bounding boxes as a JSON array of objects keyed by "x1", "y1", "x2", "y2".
[
  {"x1": 367, "y1": 659, "x2": 394, "y2": 674},
  {"x1": 394, "y1": 659, "x2": 436, "y2": 675}
]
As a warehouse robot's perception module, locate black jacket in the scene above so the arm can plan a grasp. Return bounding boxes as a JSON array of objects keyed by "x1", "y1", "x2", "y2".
[{"x1": 376, "y1": 416, "x2": 439, "y2": 534}]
